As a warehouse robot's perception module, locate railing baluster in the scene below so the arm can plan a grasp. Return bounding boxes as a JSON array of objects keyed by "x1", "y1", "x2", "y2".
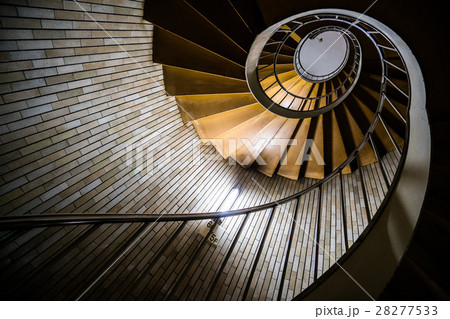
[
  {"x1": 378, "y1": 114, "x2": 401, "y2": 156},
  {"x1": 74, "y1": 222, "x2": 155, "y2": 300},
  {"x1": 383, "y1": 94, "x2": 407, "y2": 124},
  {"x1": 385, "y1": 76, "x2": 409, "y2": 99},
  {"x1": 0, "y1": 229, "x2": 24, "y2": 247},
  {"x1": 259, "y1": 52, "x2": 276, "y2": 59},
  {"x1": 339, "y1": 172, "x2": 349, "y2": 251},
  {"x1": 8, "y1": 224, "x2": 100, "y2": 299},
  {"x1": 287, "y1": 96, "x2": 297, "y2": 109},
  {"x1": 270, "y1": 86, "x2": 283, "y2": 99},
  {"x1": 258, "y1": 64, "x2": 274, "y2": 71},
  {"x1": 277, "y1": 197, "x2": 300, "y2": 300},
  {"x1": 276, "y1": 92, "x2": 290, "y2": 106},
  {"x1": 377, "y1": 44, "x2": 397, "y2": 51},
  {"x1": 263, "y1": 80, "x2": 278, "y2": 91},
  {"x1": 164, "y1": 220, "x2": 219, "y2": 300},
  {"x1": 356, "y1": 155, "x2": 372, "y2": 223},
  {"x1": 383, "y1": 59, "x2": 407, "y2": 74},
  {"x1": 368, "y1": 134, "x2": 390, "y2": 189},
  {"x1": 265, "y1": 41, "x2": 283, "y2": 45},
  {"x1": 259, "y1": 71, "x2": 275, "y2": 82},
  {"x1": 242, "y1": 206, "x2": 276, "y2": 300},
  {"x1": 205, "y1": 214, "x2": 249, "y2": 300},
  {"x1": 122, "y1": 221, "x2": 188, "y2": 300},
  {"x1": 313, "y1": 185, "x2": 322, "y2": 281}
]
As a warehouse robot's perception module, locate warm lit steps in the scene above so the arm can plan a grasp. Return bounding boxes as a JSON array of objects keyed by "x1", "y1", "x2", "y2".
[{"x1": 145, "y1": 0, "x2": 407, "y2": 181}]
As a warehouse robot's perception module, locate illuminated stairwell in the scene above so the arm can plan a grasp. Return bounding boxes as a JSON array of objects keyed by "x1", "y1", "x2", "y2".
[{"x1": 0, "y1": 0, "x2": 437, "y2": 301}]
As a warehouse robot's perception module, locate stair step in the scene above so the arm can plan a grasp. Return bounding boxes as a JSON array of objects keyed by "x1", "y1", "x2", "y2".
[
  {"x1": 324, "y1": 111, "x2": 352, "y2": 174},
  {"x1": 234, "y1": 116, "x2": 288, "y2": 167},
  {"x1": 185, "y1": 0, "x2": 255, "y2": 51},
  {"x1": 265, "y1": 40, "x2": 296, "y2": 56},
  {"x1": 153, "y1": 27, "x2": 245, "y2": 80},
  {"x1": 359, "y1": 73, "x2": 408, "y2": 106},
  {"x1": 258, "y1": 63, "x2": 295, "y2": 79},
  {"x1": 228, "y1": 0, "x2": 266, "y2": 34},
  {"x1": 280, "y1": 80, "x2": 316, "y2": 111},
  {"x1": 176, "y1": 93, "x2": 256, "y2": 122},
  {"x1": 214, "y1": 111, "x2": 277, "y2": 158},
  {"x1": 259, "y1": 52, "x2": 294, "y2": 65},
  {"x1": 269, "y1": 76, "x2": 303, "y2": 107},
  {"x1": 256, "y1": 119, "x2": 299, "y2": 177},
  {"x1": 277, "y1": 118, "x2": 312, "y2": 180},
  {"x1": 335, "y1": 104, "x2": 377, "y2": 166},
  {"x1": 144, "y1": 0, "x2": 247, "y2": 65},
  {"x1": 193, "y1": 103, "x2": 265, "y2": 140},
  {"x1": 260, "y1": 70, "x2": 297, "y2": 90},
  {"x1": 345, "y1": 93, "x2": 401, "y2": 155},
  {"x1": 357, "y1": 84, "x2": 407, "y2": 138},
  {"x1": 303, "y1": 115, "x2": 324, "y2": 179},
  {"x1": 163, "y1": 66, "x2": 249, "y2": 95}
]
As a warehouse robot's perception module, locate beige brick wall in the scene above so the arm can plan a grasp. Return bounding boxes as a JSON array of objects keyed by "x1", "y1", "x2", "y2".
[{"x1": 0, "y1": 0, "x2": 308, "y2": 218}]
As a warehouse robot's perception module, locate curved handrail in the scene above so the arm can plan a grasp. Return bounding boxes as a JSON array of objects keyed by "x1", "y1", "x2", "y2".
[
  {"x1": 247, "y1": 14, "x2": 372, "y2": 118},
  {"x1": 293, "y1": 9, "x2": 428, "y2": 300},
  {"x1": 293, "y1": 26, "x2": 351, "y2": 83}
]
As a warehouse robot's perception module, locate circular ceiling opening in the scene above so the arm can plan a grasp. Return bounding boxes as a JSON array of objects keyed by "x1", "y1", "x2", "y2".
[{"x1": 294, "y1": 30, "x2": 349, "y2": 83}]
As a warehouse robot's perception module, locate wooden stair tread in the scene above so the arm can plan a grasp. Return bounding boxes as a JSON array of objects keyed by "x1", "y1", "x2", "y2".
[
  {"x1": 256, "y1": 119, "x2": 299, "y2": 177},
  {"x1": 185, "y1": 0, "x2": 254, "y2": 51},
  {"x1": 176, "y1": 93, "x2": 257, "y2": 122},
  {"x1": 153, "y1": 27, "x2": 246, "y2": 80},
  {"x1": 234, "y1": 116, "x2": 288, "y2": 167},
  {"x1": 342, "y1": 106, "x2": 377, "y2": 166},
  {"x1": 258, "y1": 63, "x2": 295, "y2": 78},
  {"x1": 304, "y1": 114, "x2": 324, "y2": 179},
  {"x1": 163, "y1": 65, "x2": 250, "y2": 95},
  {"x1": 330, "y1": 110, "x2": 352, "y2": 174},
  {"x1": 260, "y1": 70, "x2": 297, "y2": 89},
  {"x1": 215, "y1": 111, "x2": 277, "y2": 158},
  {"x1": 277, "y1": 118, "x2": 312, "y2": 180},
  {"x1": 144, "y1": 0, "x2": 247, "y2": 65},
  {"x1": 193, "y1": 103, "x2": 265, "y2": 139},
  {"x1": 351, "y1": 94, "x2": 404, "y2": 151}
]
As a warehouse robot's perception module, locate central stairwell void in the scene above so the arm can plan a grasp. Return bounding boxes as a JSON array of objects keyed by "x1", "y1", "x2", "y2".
[{"x1": 0, "y1": 2, "x2": 430, "y2": 301}]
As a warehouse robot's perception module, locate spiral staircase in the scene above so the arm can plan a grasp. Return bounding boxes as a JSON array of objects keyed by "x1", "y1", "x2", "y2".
[
  {"x1": 148, "y1": 1, "x2": 407, "y2": 182},
  {"x1": 0, "y1": 0, "x2": 446, "y2": 301}
]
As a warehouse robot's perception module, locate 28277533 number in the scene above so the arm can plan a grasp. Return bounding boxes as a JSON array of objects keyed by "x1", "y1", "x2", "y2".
[{"x1": 375, "y1": 306, "x2": 437, "y2": 316}]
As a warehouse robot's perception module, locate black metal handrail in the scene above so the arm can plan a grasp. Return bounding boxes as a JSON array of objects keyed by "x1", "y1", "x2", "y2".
[
  {"x1": 251, "y1": 15, "x2": 365, "y2": 117},
  {"x1": 292, "y1": 26, "x2": 352, "y2": 83}
]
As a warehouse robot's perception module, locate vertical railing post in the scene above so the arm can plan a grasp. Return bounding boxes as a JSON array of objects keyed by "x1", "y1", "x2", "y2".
[
  {"x1": 368, "y1": 134, "x2": 390, "y2": 188},
  {"x1": 205, "y1": 214, "x2": 250, "y2": 300},
  {"x1": 242, "y1": 205, "x2": 276, "y2": 300},
  {"x1": 277, "y1": 197, "x2": 300, "y2": 300},
  {"x1": 378, "y1": 113, "x2": 401, "y2": 156},
  {"x1": 313, "y1": 185, "x2": 322, "y2": 281},
  {"x1": 121, "y1": 221, "x2": 188, "y2": 300},
  {"x1": 339, "y1": 172, "x2": 349, "y2": 251},
  {"x1": 356, "y1": 154, "x2": 372, "y2": 223},
  {"x1": 164, "y1": 219, "x2": 219, "y2": 300}
]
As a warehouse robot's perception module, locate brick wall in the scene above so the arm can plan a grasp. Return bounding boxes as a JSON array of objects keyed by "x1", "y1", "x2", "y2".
[{"x1": 0, "y1": 0, "x2": 308, "y2": 218}]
